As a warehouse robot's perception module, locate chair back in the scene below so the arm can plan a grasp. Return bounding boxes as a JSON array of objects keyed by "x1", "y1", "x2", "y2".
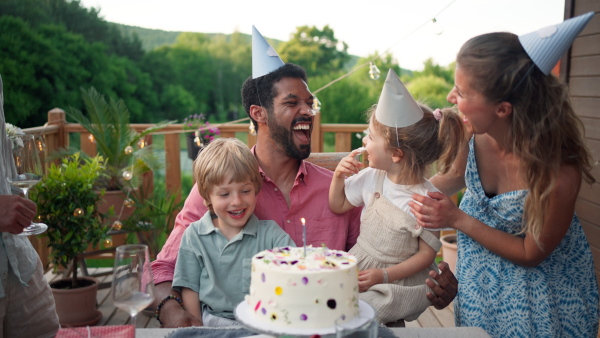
[{"x1": 305, "y1": 152, "x2": 350, "y2": 172}]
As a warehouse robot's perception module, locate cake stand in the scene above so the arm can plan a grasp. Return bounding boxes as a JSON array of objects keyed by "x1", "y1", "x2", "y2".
[{"x1": 234, "y1": 299, "x2": 376, "y2": 337}]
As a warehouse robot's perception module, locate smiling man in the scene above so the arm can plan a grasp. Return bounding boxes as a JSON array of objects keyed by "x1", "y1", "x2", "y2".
[{"x1": 150, "y1": 26, "x2": 362, "y2": 328}]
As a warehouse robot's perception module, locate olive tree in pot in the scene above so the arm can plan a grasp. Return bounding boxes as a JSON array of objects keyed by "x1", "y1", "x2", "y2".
[{"x1": 31, "y1": 153, "x2": 109, "y2": 327}]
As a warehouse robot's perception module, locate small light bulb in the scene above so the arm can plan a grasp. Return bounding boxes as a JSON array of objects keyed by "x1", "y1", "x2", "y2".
[
  {"x1": 432, "y1": 18, "x2": 444, "y2": 35},
  {"x1": 122, "y1": 170, "x2": 132, "y2": 181},
  {"x1": 88, "y1": 134, "x2": 95, "y2": 143},
  {"x1": 312, "y1": 97, "x2": 321, "y2": 113},
  {"x1": 194, "y1": 136, "x2": 202, "y2": 147},
  {"x1": 124, "y1": 198, "x2": 135, "y2": 208},
  {"x1": 124, "y1": 146, "x2": 133, "y2": 155},
  {"x1": 104, "y1": 238, "x2": 113, "y2": 247},
  {"x1": 112, "y1": 220, "x2": 122, "y2": 231},
  {"x1": 36, "y1": 138, "x2": 45, "y2": 152},
  {"x1": 35, "y1": 215, "x2": 43, "y2": 222},
  {"x1": 137, "y1": 138, "x2": 146, "y2": 148},
  {"x1": 73, "y1": 208, "x2": 84, "y2": 216},
  {"x1": 249, "y1": 123, "x2": 257, "y2": 136},
  {"x1": 369, "y1": 62, "x2": 381, "y2": 80}
]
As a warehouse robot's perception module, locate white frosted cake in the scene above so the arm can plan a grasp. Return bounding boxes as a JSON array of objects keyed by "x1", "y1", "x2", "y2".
[{"x1": 245, "y1": 246, "x2": 359, "y2": 329}]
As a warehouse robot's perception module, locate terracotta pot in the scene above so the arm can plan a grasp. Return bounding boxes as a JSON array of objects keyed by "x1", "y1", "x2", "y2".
[
  {"x1": 50, "y1": 276, "x2": 102, "y2": 327},
  {"x1": 440, "y1": 234, "x2": 458, "y2": 274}
]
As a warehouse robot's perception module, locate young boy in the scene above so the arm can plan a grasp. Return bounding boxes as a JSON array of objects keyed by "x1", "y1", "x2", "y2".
[{"x1": 172, "y1": 138, "x2": 296, "y2": 327}]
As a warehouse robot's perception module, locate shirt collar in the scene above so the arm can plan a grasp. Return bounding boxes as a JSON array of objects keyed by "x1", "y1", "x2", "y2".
[
  {"x1": 251, "y1": 145, "x2": 307, "y2": 184},
  {"x1": 195, "y1": 210, "x2": 259, "y2": 238}
]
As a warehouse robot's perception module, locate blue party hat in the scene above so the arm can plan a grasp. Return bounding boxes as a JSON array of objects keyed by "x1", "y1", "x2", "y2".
[
  {"x1": 519, "y1": 11, "x2": 594, "y2": 75},
  {"x1": 252, "y1": 26, "x2": 285, "y2": 79}
]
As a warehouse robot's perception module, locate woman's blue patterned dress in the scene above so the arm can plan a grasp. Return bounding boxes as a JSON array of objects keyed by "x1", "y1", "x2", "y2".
[{"x1": 455, "y1": 138, "x2": 599, "y2": 337}]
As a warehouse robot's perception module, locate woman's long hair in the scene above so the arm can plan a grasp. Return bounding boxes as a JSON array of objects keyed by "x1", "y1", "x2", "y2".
[{"x1": 457, "y1": 32, "x2": 595, "y2": 246}]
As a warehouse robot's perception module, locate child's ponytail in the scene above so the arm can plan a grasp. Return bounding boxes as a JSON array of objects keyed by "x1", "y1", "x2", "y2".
[{"x1": 436, "y1": 107, "x2": 466, "y2": 175}]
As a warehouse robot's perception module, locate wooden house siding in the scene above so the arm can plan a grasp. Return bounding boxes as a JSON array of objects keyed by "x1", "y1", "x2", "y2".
[{"x1": 565, "y1": 0, "x2": 600, "y2": 289}]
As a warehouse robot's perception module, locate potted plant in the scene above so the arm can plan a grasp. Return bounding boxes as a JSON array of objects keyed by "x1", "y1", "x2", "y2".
[
  {"x1": 31, "y1": 152, "x2": 109, "y2": 327},
  {"x1": 66, "y1": 87, "x2": 173, "y2": 191},
  {"x1": 182, "y1": 113, "x2": 220, "y2": 160},
  {"x1": 120, "y1": 183, "x2": 184, "y2": 259},
  {"x1": 64, "y1": 88, "x2": 174, "y2": 248}
]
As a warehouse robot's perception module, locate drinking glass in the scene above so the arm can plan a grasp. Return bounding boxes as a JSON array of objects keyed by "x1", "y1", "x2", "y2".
[
  {"x1": 112, "y1": 244, "x2": 156, "y2": 328},
  {"x1": 7, "y1": 134, "x2": 47, "y2": 236}
]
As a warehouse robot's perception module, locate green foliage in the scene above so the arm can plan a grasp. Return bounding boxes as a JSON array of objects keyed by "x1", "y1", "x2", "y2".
[
  {"x1": 0, "y1": 0, "x2": 456, "y2": 129},
  {"x1": 279, "y1": 25, "x2": 350, "y2": 77},
  {"x1": 65, "y1": 88, "x2": 174, "y2": 190},
  {"x1": 31, "y1": 153, "x2": 108, "y2": 288},
  {"x1": 407, "y1": 75, "x2": 454, "y2": 109},
  {"x1": 120, "y1": 184, "x2": 184, "y2": 259}
]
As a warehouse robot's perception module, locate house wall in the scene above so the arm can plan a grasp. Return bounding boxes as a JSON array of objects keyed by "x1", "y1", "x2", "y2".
[{"x1": 565, "y1": 0, "x2": 600, "y2": 289}]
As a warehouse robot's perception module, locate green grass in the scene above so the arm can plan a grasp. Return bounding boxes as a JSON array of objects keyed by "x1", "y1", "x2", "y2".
[{"x1": 83, "y1": 258, "x2": 114, "y2": 268}]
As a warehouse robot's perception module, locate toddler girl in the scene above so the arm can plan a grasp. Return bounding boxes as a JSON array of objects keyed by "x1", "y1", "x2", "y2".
[{"x1": 329, "y1": 69, "x2": 464, "y2": 324}]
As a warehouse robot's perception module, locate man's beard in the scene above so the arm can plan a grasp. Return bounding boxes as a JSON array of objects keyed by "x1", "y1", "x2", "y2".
[{"x1": 266, "y1": 111, "x2": 311, "y2": 160}]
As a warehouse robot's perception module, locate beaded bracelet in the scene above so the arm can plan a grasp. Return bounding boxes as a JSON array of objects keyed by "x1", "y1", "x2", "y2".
[{"x1": 155, "y1": 295, "x2": 183, "y2": 326}]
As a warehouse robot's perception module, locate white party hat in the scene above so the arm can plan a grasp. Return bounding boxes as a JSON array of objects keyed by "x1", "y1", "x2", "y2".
[
  {"x1": 376, "y1": 69, "x2": 423, "y2": 128},
  {"x1": 252, "y1": 25, "x2": 285, "y2": 79},
  {"x1": 519, "y1": 11, "x2": 594, "y2": 75}
]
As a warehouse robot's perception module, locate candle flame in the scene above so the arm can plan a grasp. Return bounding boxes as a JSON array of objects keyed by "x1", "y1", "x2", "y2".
[{"x1": 301, "y1": 218, "x2": 305, "y2": 225}]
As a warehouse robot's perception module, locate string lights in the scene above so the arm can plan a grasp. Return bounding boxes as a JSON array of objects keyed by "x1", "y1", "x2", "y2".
[
  {"x1": 369, "y1": 62, "x2": 381, "y2": 80},
  {"x1": 83, "y1": 132, "x2": 148, "y2": 248},
  {"x1": 313, "y1": 0, "x2": 456, "y2": 95}
]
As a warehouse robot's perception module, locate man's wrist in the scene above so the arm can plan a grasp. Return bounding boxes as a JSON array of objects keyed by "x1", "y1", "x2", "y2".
[{"x1": 155, "y1": 295, "x2": 183, "y2": 326}]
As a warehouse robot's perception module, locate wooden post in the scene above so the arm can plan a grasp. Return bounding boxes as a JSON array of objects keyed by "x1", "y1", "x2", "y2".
[
  {"x1": 335, "y1": 132, "x2": 352, "y2": 152},
  {"x1": 312, "y1": 112, "x2": 322, "y2": 153},
  {"x1": 164, "y1": 133, "x2": 181, "y2": 233},
  {"x1": 46, "y1": 108, "x2": 68, "y2": 162}
]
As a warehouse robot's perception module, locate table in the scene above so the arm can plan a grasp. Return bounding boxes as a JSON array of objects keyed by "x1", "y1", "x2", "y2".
[{"x1": 136, "y1": 327, "x2": 491, "y2": 337}]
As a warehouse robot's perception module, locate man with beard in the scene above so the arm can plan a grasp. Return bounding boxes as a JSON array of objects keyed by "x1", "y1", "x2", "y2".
[{"x1": 151, "y1": 26, "x2": 456, "y2": 328}]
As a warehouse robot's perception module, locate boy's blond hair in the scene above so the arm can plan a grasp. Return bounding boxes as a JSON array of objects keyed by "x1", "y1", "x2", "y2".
[{"x1": 193, "y1": 138, "x2": 262, "y2": 206}]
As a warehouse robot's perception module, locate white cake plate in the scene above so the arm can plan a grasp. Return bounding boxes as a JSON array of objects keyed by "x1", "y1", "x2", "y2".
[{"x1": 234, "y1": 299, "x2": 375, "y2": 337}]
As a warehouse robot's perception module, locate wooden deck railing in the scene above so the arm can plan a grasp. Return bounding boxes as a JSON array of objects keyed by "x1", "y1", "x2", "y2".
[{"x1": 22, "y1": 108, "x2": 368, "y2": 268}]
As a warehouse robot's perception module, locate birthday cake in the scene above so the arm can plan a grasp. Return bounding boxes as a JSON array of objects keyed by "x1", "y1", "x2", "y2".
[{"x1": 245, "y1": 246, "x2": 359, "y2": 329}]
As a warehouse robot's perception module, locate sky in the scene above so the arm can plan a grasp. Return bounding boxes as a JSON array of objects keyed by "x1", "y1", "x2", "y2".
[{"x1": 79, "y1": 0, "x2": 566, "y2": 71}]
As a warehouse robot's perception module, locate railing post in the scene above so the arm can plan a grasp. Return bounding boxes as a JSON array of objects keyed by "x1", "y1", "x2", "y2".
[
  {"x1": 46, "y1": 108, "x2": 68, "y2": 160},
  {"x1": 312, "y1": 112, "x2": 322, "y2": 152}
]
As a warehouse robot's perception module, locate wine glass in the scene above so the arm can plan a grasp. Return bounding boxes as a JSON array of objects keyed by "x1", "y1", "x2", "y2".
[
  {"x1": 7, "y1": 134, "x2": 48, "y2": 236},
  {"x1": 112, "y1": 244, "x2": 156, "y2": 328}
]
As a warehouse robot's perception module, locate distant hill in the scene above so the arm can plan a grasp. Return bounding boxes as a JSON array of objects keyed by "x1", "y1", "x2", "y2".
[
  {"x1": 112, "y1": 23, "x2": 412, "y2": 74},
  {"x1": 112, "y1": 23, "x2": 283, "y2": 52}
]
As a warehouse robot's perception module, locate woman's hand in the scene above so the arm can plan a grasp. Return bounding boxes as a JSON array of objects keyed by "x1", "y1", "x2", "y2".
[
  {"x1": 358, "y1": 268, "x2": 384, "y2": 292},
  {"x1": 409, "y1": 191, "x2": 464, "y2": 230}
]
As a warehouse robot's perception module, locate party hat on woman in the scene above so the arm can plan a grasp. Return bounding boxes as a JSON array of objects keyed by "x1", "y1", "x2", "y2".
[{"x1": 519, "y1": 11, "x2": 594, "y2": 75}]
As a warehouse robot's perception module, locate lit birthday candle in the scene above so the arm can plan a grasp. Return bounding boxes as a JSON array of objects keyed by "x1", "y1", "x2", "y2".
[{"x1": 301, "y1": 218, "x2": 306, "y2": 257}]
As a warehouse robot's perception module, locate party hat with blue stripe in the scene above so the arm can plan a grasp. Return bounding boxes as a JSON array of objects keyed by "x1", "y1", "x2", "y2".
[
  {"x1": 252, "y1": 25, "x2": 285, "y2": 79},
  {"x1": 376, "y1": 69, "x2": 423, "y2": 128},
  {"x1": 519, "y1": 11, "x2": 594, "y2": 75}
]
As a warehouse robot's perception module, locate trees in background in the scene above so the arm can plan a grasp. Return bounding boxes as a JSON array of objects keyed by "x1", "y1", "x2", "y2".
[{"x1": 0, "y1": 0, "x2": 454, "y2": 128}]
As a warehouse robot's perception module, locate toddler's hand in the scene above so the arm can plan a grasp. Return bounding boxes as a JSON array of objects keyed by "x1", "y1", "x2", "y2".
[
  {"x1": 357, "y1": 268, "x2": 384, "y2": 292},
  {"x1": 333, "y1": 149, "x2": 364, "y2": 179}
]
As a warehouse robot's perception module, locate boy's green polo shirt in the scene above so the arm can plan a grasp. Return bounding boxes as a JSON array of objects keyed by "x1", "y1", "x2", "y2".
[{"x1": 173, "y1": 211, "x2": 295, "y2": 319}]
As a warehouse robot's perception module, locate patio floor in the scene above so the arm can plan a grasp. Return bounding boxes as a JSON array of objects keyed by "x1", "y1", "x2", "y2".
[{"x1": 44, "y1": 267, "x2": 455, "y2": 329}]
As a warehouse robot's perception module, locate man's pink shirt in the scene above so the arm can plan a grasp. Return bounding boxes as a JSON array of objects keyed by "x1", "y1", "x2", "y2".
[{"x1": 152, "y1": 159, "x2": 361, "y2": 284}]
